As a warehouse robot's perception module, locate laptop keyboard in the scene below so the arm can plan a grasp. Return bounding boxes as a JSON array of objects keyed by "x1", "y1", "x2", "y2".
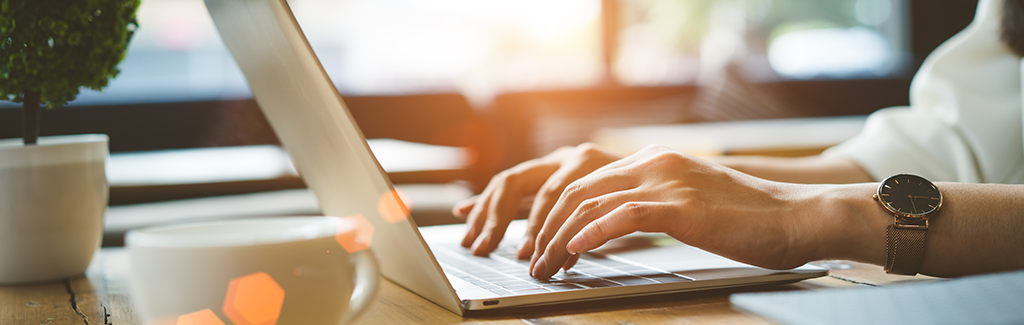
[{"x1": 431, "y1": 243, "x2": 692, "y2": 297}]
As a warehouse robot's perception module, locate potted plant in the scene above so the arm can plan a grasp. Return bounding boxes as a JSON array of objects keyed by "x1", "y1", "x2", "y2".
[{"x1": 0, "y1": 0, "x2": 139, "y2": 283}]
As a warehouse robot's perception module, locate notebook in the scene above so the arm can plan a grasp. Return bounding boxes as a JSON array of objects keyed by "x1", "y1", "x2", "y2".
[{"x1": 731, "y1": 270, "x2": 1024, "y2": 325}]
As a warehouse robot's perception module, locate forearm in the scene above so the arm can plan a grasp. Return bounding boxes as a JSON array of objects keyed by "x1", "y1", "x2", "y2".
[
  {"x1": 806, "y1": 182, "x2": 1024, "y2": 277},
  {"x1": 712, "y1": 155, "x2": 874, "y2": 184}
]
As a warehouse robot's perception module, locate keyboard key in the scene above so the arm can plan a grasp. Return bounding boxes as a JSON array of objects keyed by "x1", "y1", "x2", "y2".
[
  {"x1": 574, "y1": 280, "x2": 621, "y2": 288},
  {"x1": 572, "y1": 264, "x2": 606, "y2": 270},
  {"x1": 502, "y1": 283, "x2": 541, "y2": 290},
  {"x1": 435, "y1": 242, "x2": 685, "y2": 296},
  {"x1": 524, "y1": 278, "x2": 551, "y2": 283},
  {"x1": 606, "y1": 276, "x2": 658, "y2": 286},
  {"x1": 511, "y1": 288, "x2": 551, "y2": 294},
  {"x1": 490, "y1": 279, "x2": 527, "y2": 286},
  {"x1": 589, "y1": 270, "x2": 630, "y2": 277},
  {"x1": 543, "y1": 283, "x2": 584, "y2": 291},
  {"x1": 628, "y1": 271, "x2": 672, "y2": 277},
  {"x1": 488, "y1": 288, "x2": 516, "y2": 296},
  {"x1": 492, "y1": 266, "x2": 525, "y2": 273},
  {"x1": 558, "y1": 273, "x2": 598, "y2": 282}
]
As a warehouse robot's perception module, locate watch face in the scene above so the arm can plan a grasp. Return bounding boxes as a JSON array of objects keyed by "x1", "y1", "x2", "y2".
[{"x1": 878, "y1": 174, "x2": 942, "y2": 217}]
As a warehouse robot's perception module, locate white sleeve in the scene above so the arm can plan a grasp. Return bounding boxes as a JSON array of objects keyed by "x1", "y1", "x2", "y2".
[{"x1": 822, "y1": 0, "x2": 1024, "y2": 183}]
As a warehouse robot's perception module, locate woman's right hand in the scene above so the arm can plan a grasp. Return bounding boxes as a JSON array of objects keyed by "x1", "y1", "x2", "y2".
[{"x1": 455, "y1": 143, "x2": 623, "y2": 259}]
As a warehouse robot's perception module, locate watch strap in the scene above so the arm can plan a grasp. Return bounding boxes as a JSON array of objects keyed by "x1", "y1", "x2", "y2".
[{"x1": 885, "y1": 225, "x2": 927, "y2": 275}]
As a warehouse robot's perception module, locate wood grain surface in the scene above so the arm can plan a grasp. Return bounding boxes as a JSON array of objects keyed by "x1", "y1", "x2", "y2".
[{"x1": 0, "y1": 250, "x2": 936, "y2": 325}]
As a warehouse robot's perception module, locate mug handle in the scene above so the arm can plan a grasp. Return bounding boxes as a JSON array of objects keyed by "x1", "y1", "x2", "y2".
[{"x1": 340, "y1": 250, "x2": 380, "y2": 324}]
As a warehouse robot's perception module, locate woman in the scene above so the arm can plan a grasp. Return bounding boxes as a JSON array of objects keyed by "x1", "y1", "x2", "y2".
[{"x1": 456, "y1": 0, "x2": 1024, "y2": 280}]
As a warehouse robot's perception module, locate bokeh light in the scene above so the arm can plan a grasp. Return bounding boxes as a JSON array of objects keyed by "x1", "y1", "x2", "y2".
[
  {"x1": 334, "y1": 214, "x2": 375, "y2": 253},
  {"x1": 377, "y1": 189, "x2": 411, "y2": 224},
  {"x1": 767, "y1": 26, "x2": 891, "y2": 79},
  {"x1": 176, "y1": 309, "x2": 226, "y2": 325},
  {"x1": 222, "y1": 272, "x2": 286, "y2": 325}
]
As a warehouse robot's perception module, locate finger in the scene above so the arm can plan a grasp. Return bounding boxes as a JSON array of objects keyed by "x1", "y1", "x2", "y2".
[
  {"x1": 530, "y1": 169, "x2": 634, "y2": 269},
  {"x1": 461, "y1": 187, "x2": 494, "y2": 248},
  {"x1": 562, "y1": 253, "x2": 581, "y2": 271},
  {"x1": 470, "y1": 148, "x2": 577, "y2": 256},
  {"x1": 531, "y1": 189, "x2": 637, "y2": 279},
  {"x1": 452, "y1": 196, "x2": 478, "y2": 219},
  {"x1": 470, "y1": 180, "x2": 519, "y2": 255},
  {"x1": 470, "y1": 163, "x2": 563, "y2": 255},
  {"x1": 528, "y1": 147, "x2": 647, "y2": 258},
  {"x1": 566, "y1": 201, "x2": 666, "y2": 254},
  {"x1": 461, "y1": 160, "x2": 547, "y2": 248},
  {"x1": 516, "y1": 230, "x2": 538, "y2": 260},
  {"x1": 526, "y1": 145, "x2": 674, "y2": 259},
  {"x1": 517, "y1": 160, "x2": 594, "y2": 259}
]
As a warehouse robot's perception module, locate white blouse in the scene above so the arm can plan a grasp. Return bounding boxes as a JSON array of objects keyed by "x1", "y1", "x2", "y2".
[{"x1": 822, "y1": 0, "x2": 1024, "y2": 184}]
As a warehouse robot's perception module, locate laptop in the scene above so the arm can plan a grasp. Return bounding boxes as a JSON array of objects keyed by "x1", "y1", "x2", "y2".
[{"x1": 203, "y1": 0, "x2": 827, "y2": 316}]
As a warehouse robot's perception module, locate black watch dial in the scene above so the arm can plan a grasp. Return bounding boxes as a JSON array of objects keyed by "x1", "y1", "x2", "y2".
[{"x1": 878, "y1": 174, "x2": 942, "y2": 217}]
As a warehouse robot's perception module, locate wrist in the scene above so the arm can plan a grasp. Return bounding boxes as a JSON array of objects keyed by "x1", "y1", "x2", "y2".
[{"x1": 797, "y1": 183, "x2": 890, "y2": 265}]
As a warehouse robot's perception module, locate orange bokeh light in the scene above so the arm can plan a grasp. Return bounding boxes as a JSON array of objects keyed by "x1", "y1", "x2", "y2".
[
  {"x1": 377, "y1": 189, "x2": 411, "y2": 224},
  {"x1": 176, "y1": 309, "x2": 226, "y2": 325},
  {"x1": 335, "y1": 214, "x2": 374, "y2": 253},
  {"x1": 222, "y1": 272, "x2": 286, "y2": 325}
]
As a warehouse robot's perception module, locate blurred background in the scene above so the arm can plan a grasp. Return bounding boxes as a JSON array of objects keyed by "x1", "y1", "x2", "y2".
[
  {"x1": 0, "y1": 0, "x2": 933, "y2": 106},
  {"x1": 0, "y1": 0, "x2": 980, "y2": 240}
]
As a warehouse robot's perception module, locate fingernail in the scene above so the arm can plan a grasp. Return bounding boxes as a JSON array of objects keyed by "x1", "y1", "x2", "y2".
[
  {"x1": 517, "y1": 238, "x2": 532, "y2": 259},
  {"x1": 461, "y1": 229, "x2": 476, "y2": 248},
  {"x1": 532, "y1": 258, "x2": 548, "y2": 278},
  {"x1": 566, "y1": 235, "x2": 586, "y2": 255}
]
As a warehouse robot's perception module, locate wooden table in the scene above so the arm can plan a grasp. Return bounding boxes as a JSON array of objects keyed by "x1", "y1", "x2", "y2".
[{"x1": 1, "y1": 249, "x2": 936, "y2": 325}]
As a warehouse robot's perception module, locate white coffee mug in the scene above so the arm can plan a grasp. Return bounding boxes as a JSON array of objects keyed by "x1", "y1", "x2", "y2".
[
  {"x1": 127, "y1": 216, "x2": 379, "y2": 325},
  {"x1": 0, "y1": 134, "x2": 108, "y2": 284}
]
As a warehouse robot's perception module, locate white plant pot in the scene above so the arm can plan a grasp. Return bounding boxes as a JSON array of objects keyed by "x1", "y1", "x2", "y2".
[{"x1": 0, "y1": 134, "x2": 108, "y2": 283}]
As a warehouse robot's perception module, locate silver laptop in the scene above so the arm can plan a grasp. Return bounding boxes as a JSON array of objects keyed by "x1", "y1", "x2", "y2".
[{"x1": 203, "y1": 0, "x2": 827, "y2": 316}]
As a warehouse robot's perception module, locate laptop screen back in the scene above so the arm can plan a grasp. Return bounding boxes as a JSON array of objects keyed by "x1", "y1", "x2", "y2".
[{"x1": 203, "y1": 0, "x2": 464, "y2": 314}]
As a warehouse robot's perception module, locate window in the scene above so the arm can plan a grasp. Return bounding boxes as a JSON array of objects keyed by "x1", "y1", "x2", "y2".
[
  {"x1": 51, "y1": 0, "x2": 909, "y2": 107},
  {"x1": 69, "y1": 0, "x2": 604, "y2": 107},
  {"x1": 614, "y1": 0, "x2": 910, "y2": 85}
]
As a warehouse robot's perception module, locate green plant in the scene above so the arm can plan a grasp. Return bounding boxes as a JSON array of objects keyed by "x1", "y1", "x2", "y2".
[{"x1": 0, "y1": 0, "x2": 140, "y2": 145}]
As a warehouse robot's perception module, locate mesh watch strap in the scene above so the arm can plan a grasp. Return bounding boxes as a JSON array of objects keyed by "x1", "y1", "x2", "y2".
[{"x1": 885, "y1": 225, "x2": 926, "y2": 275}]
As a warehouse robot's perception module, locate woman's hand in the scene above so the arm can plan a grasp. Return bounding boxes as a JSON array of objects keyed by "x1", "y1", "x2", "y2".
[
  {"x1": 528, "y1": 145, "x2": 827, "y2": 280},
  {"x1": 465, "y1": 144, "x2": 1024, "y2": 279},
  {"x1": 455, "y1": 143, "x2": 623, "y2": 258}
]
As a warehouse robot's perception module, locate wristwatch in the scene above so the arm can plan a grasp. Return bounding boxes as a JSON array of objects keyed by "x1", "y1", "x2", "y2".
[{"x1": 873, "y1": 174, "x2": 942, "y2": 275}]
